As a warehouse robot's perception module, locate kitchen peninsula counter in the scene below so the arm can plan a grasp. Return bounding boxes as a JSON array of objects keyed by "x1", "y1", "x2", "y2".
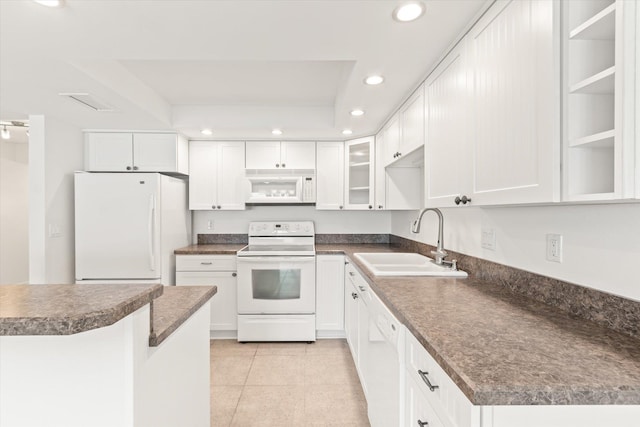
[{"x1": 174, "y1": 242, "x2": 640, "y2": 406}]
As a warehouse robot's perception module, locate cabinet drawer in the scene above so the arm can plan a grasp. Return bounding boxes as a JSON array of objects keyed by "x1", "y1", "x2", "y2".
[
  {"x1": 176, "y1": 255, "x2": 237, "y2": 271},
  {"x1": 405, "y1": 330, "x2": 479, "y2": 427},
  {"x1": 345, "y1": 264, "x2": 371, "y2": 304}
]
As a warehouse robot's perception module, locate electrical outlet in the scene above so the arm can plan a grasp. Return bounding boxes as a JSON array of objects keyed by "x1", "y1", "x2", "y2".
[
  {"x1": 207, "y1": 220, "x2": 214, "y2": 231},
  {"x1": 481, "y1": 228, "x2": 496, "y2": 250},
  {"x1": 546, "y1": 234, "x2": 563, "y2": 263}
]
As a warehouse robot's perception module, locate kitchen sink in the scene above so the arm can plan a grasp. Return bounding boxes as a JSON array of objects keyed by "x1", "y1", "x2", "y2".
[{"x1": 353, "y1": 252, "x2": 468, "y2": 278}]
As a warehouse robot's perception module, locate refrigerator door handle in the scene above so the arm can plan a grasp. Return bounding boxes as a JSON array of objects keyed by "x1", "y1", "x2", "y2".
[{"x1": 148, "y1": 194, "x2": 156, "y2": 271}]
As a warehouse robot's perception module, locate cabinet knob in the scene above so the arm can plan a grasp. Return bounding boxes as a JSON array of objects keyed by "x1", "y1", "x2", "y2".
[
  {"x1": 133, "y1": 166, "x2": 139, "y2": 171},
  {"x1": 339, "y1": 205, "x2": 343, "y2": 210},
  {"x1": 378, "y1": 205, "x2": 383, "y2": 209},
  {"x1": 232, "y1": 272, "x2": 237, "y2": 277},
  {"x1": 281, "y1": 163, "x2": 286, "y2": 168},
  {"x1": 217, "y1": 205, "x2": 221, "y2": 209},
  {"x1": 368, "y1": 205, "x2": 372, "y2": 209},
  {"x1": 212, "y1": 205, "x2": 216, "y2": 209},
  {"x1": 397, "y1": 152, "x2": 402, "y2": 157},
  {"x1": 126, "y1": 166, "x2": 132, "y2": 171},
  {"x1": 454, "y1": 195, "x2": 472, "y2": 205},
  {"x1": 417, "y1": 420, "x2": 429, "y2": 427},
  {"x1": 276, "y1": 163, "x2": 280, "y2": 168},
  {"x1": 351, "y1": 292, "x2": 358, "y2": 300}
]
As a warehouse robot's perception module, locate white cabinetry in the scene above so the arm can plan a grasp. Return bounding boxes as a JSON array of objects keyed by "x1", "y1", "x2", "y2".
[
  {"x1": 374, "y1": 129, "x2": 387, "y2": 210},
  {"x1": 345, "y1": 137, "x2": 375, "y2": 210},
  {"x1": 426, "y1": 0, "x2": 560, "y2": 208},
  {"x1": 316, "y1": 255, "x2": 345, "y2": 337},
  {"x1": 245, "y1": 141, "x2": 315, "y2": 169},
  {"x1": 398, "y1": 84, "x2": 425, "y2": 158},
  {"x1": 563, "y1": 0, "x2": 637, "y2": 201},
  {"x1": 316, "y1": 141, "x2": 345, "y2": 210},
  {"x1": 85, "y1": 132, "x2": 189, "y2": 174},
  {"x1": 344, "y1": 262, "x2": 372, "y2": 396},
  {"x1": 382, "y1": 114, "x2": 401, "y2": 167},
  {"x1": 188, "y1": 141, "x2": 246, "y2": 210},
  {"x1": 176, "y1": 255, "x2": 238, "y2": 337}
]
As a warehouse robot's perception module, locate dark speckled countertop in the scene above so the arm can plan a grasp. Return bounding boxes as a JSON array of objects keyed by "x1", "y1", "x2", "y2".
[
  {"x1": 174, "y1": 244, "x2": 245, "y2": 255},
  {"x1": 0, "y1": 283, "x2": 217, "y2": 348},
  {"x1": 171, "y1": 243, "x2": 640, "y2": 405}
]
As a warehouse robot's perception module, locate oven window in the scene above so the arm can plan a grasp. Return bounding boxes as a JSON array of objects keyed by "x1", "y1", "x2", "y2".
[{"x1": 251, "y1": 269, "x2": 301, "y2": 300}]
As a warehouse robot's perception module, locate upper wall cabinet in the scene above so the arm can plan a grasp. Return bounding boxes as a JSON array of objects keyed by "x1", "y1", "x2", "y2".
[
  {"x1": 344, "y1": 137, "x2": 376, "y2": 210},
  {"x1": 398, "y1": 84, "x2": 425, "y2": 157},
  {"x1": 382, "y1": 114, "x2": 401, "y2": 167},
  {"x1": 562, "y1": 0, "x2": 637, "y2": 201},
  {"x1": 245, "y1": 141, "x2": 316, "y2": 170},
  {"x1": 85, "y1": 132, "x2": 189, "y2": 174},
  {"x1": 426, "y1": 0, "x2": 560, "y2": 208},
  {"x1": 316, "y1": 141, "x2": 345, "y2": 210},
  {"x1": 188, "y1": 141, "x2": 246, "y2": 210}
]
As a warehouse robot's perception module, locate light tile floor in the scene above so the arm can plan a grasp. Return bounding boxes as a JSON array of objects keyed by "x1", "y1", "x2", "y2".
[{"x1": 210, "y1": 339, "x2": 370, "y2": 427}]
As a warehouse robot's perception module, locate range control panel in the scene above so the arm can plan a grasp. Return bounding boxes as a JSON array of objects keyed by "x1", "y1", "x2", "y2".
[{"x1": 248, "y1": 221, "x2": 315, "y2": 237}]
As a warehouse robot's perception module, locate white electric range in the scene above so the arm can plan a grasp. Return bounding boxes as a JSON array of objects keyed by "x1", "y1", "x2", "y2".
[{"x1": 236, "y1": 221, "x2": 316, "y2": 342}]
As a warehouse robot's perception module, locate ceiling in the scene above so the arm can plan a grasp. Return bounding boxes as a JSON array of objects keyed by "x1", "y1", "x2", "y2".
[{"x1": 0, "y1": 0, "x2": 488, "y2": 140}]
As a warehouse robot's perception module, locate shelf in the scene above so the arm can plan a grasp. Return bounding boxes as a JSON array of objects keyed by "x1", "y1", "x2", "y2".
[
  {"x1": 349, "y1": 186, "x2": 370, "y2": 191},
  {"x1": 570, "y1": 3, "x2": 615, "y2": 40},
  {"x1": 349, "y1": 162, "x2": 370, "y2": 168},
  {"x1": 569, "y1": 129, "x2": 615, "y2": 148},
  {"x1": 570, "y1": 66, "x2": 615, "y2": 94}
]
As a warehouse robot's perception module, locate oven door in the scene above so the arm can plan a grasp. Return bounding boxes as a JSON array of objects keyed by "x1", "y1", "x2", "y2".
[{"x1": 236, "y1": 256, "x2": 316, "y2": 314}]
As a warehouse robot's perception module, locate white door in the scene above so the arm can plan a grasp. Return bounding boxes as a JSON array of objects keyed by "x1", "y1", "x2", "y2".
[
  {"x1": 133, "y1": 133, "x2": 178, "y2": 172},
  {"x1": 176, "y1": 271, "x2": 237, "y2": 331},
  {"x1": 315, "y1": 255, "x2": 345, "y2": 332},
  {"x1": 217, "y1": 141, "x2": 246, "y2": 210},
  {"x1": 424, "y1": 41, "x2": 471, "y2": 208},
  {"x1": 316, "y1": 141, "x2": 345, "y2": 210},
  {"x1": 75, "y1": 173, "x2": 161, "y2": 280},
  {"x1": 344, "y1": 278, "x2": 359, "y2": 363},
  {"x1": 188, "y1": 141, "x2": 218, "y2": 210},
  {"x1": 344, "y1": 137, "x2": 375, "y2": 210},
  {"x1": 374, "y1": 131, "x2": 386, "y2": 210},
  {"x1": 85, "y1": 132, "x2": 133, "y2": 172},
  {"x1": 383, "y1": 115, "x2": 400, "y2": 167},
  {"x1": 245, "y1": 141, "x2": 281, "y2": 169},
  {"x1": 281, "y1": 141, "x2": 316, "y2": 169},
  {"x1": 400, "y1": 84, "x2": 425, "y2": 155},
  {"x1": 236, "y1": 256, "x2": 316, "y2": 314}
]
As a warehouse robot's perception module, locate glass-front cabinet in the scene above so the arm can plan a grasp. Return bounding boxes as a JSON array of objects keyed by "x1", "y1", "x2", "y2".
[{"x1": 344, "y1": 137, "x2": 375, "y2": 210}]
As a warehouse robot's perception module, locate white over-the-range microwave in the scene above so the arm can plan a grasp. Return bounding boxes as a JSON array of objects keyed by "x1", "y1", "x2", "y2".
[{"x1": 246, "y1": 175, "x2": 316, "y2": 204}]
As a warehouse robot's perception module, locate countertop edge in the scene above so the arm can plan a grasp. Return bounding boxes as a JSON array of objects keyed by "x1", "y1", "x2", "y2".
[{"x1": 148, "y1": 286, "x2": 218, "y2": 347}]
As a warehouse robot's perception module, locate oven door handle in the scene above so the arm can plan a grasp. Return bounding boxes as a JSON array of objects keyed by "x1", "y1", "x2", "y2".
[{"x1": 236, "y1": 256, "x2": 315, "y2": 263}]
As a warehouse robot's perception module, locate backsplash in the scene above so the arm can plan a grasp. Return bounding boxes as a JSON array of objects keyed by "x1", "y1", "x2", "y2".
[
  {"x1": 315, "y1": 234, "x2": 390, "y2": 244},
  {"x1": 389, "y1": 235, "x2": 640, "y2": 341},
  {"x1": 197, "y1": 234, "x2": 248, "y2": 244}
]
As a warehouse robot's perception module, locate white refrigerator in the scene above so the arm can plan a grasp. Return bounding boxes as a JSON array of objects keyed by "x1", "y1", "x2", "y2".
[{"x1": 74, "y1": 172, "x2": 191, "y2": 285}]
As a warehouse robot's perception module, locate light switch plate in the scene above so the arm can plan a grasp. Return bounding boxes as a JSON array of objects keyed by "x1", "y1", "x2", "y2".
[
  {"x1": 546, "y1": 234, "x2": 562, "y2": 262},
  {"x1": 481, "y1": 228, "x2": 496, "y2": 250}
]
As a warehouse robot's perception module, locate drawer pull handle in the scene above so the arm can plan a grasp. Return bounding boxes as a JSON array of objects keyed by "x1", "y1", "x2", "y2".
[
  {"x1": 358, "y1": 285, "x2": 366, "y2": 292},
  {"x1": 232, "y1": 272, "x2": 237, "y2": 277},
  {"x1": 200, "y1": 262, "x2": 213, "y2": 265},
  {"x1": 418, "y1": 370, "x2": 439, "y2": 392},
  {"x1": 417, "y1": 420, "x2": 429, "y2": 427},
  {"x1": 351, "y1": 292, "x2": 358, "y2": 299},
  {"x1": 349, "y1": 272, "x2": 355, "y2": 277}
]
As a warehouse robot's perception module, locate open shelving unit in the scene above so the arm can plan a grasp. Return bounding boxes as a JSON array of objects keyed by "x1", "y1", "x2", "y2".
[{"x1": 564, "y1": 0, "x2": 619, "y2": 200}]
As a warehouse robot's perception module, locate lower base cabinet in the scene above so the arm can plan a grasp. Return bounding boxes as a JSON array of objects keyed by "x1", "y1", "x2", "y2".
[
  {"x1": 176, "y1": 255, "x2": 237, "y2": 337},
  {"x1": 316, "y1": 255, "x2": 345, "y2": 337}
]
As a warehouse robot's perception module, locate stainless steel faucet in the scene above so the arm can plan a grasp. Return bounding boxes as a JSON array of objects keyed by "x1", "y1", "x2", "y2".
[{"x1": 411, "y1": 208, "x2": 448, "y2": 265}]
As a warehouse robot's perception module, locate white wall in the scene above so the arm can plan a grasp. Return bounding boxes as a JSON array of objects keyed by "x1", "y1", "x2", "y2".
[
  {"x1": 392, "y1": 204, "x2": 640, "y2": 302},
  {"x1": 193, "y1": 207, "x2": 391, "y2": 241},
  {"x1": 29, "y1": 115, "x2": 83, "y2": 284},
  {"x1": 0, "y1": 137, "x2": 29, "y2": 284}
]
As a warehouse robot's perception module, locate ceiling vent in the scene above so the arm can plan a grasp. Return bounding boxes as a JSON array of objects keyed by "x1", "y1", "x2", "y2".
[{"x1": 59, "y1": 93, "x2": 115, "y2": 112}]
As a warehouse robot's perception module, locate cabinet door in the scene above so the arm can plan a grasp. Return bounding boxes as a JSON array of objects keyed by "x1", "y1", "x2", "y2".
[
  {"x1": 400, "y1": 84, "x2": 426, "y2": 155},
  {"x1": 344, "y1": 137, "x2": 375, "y2": 210},
  {"x1": 188, "y1": 141, "x2": 218, "y2": 210},
  {"x1": 281, "y1": 141, "x2": 316, "y2": 169},
  {"x1": 469, "y1": 0, "x2": 559, "y2": 205},
  {"x1": 85, "y1": 132, "x2": 133, "y2": 172},
  {"x1": 316, "y1": 141, "x2": 345, "y2": 210},
  {"x1": 316, "y1": 255, "x2": 345, "y2": 333},
  {"x1": 344, "y1": 273, "x2": 359, "y2": 362},
  {"x1": 424, "y1": 41, "x2": 471, "y2": 208},
  {"x1": 133, "y1": 133, "x2": 179, "y2": 172},
  {"x1": 217, "y1": 141, "x2": 246, "y2": 210},
  {"x1": 245, "y1": 141, "x2": 281, "y2": 169},
  {"x1": 383, "y1": 114, "x2": 401, "y2": 167},
  {"x1": 374, "y1": 131, "x2": 386, "y2": 210},
  {"x1": 176, "y1": 270, "x2": 237, "y2": 331}
]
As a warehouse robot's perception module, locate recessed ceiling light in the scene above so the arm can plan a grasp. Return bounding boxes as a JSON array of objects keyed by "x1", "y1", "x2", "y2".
[
  {"x1": 272, "y1": 129, "x2": 283, "y2": 135},
  {"x1": 342, "y1": 129, "x2": 353, "y2": 135},
  {"x1": 364, "y1": 75, "x2": 384, "y2": 85},
  {"x1": 34, "y1": 0, "x2": 64, "y2": 7},
  {"x1": 350, "y1": 109, "x2": 365, "y2": 117},
  {"x1": 393, "y1": 2, "x2": 425, "y2": 22},
  {"x1": 201, "y1": 129, "x2": 213, "y2": 136}
]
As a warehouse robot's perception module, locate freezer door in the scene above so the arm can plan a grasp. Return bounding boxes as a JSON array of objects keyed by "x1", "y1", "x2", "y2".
[{"x1": 75, "y1": 173, "x2": 161, "y2": 280}]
